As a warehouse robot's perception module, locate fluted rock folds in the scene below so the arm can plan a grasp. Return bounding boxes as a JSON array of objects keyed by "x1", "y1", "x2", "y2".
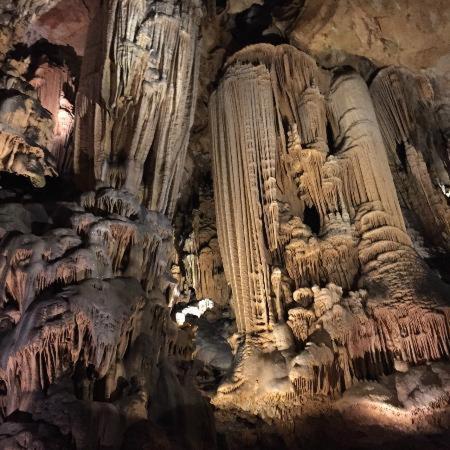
[
  {"x1": 75, "y1": 0, "x2": 203, "y2": 217},
  {"x1": 210, "y1": 44, "x2": 450, "y2": 416}
]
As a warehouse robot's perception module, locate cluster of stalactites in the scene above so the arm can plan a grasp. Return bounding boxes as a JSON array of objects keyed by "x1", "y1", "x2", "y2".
[
  {"x1": 212, "y1": 44, "x2": 332, "y2": 331},
  {"x1": 287, "y1": 284, "x2": 450, "y2": 398},
  {"x1": 212, "y1": 45, "x2": 413, "y2": 333},
  {"x1": 370, "y1": 67, "x2": 450, "y2": 248},
  {"x1": 225, "y1": 44, "x2": 328, "y2": 154},
  {"x1": 0, "y1": 187, "x2": 176, "y2": 416},
  {"x1": 75, "y1": 188, "x2": 174, "y2": 293},
  {"x1": 369, "y1": 66, "x2": 446, "y2": 170},
  {"x1": 215, "y1": 284, "x2": 449, "y2": 412},
  {"x1": 212, "y1": 45, "x2": 389, "y2": 333},
  {"x1": 74, "y1": 0, "x2": 203, "y2": 217},
  {"x1": 404, "y1": 144, "x2": 450, "y2": 245},
  {"x1": 182, "y1": 190, "x2": 230, "y2": 306},
  {"x1": 370, "y1": 67, "x2": 416, "y2": 156},
  {"x1": 0, "y1": 278, "x2": 146, "y2": 415}
]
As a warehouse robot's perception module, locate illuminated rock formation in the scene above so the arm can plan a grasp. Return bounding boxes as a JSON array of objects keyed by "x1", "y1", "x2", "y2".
[
  {"x1": 210, "y1": 44, "x2": 450, "y2": 417},
  {"x1": 30, "y1": 61, "x2": 75, "y2": 175},
  {"x1": 0, "y1": 1, "x2": 449, "y2": 449},
  {"x1": 370, "y1": 66, "x2": 450, "y2": 249},
  {"x1": 0, "y1": 60, "x2": 57, "y2": 186},
  {"x1": 74, "y1": 0, "x2": 203, "y2": 217}
]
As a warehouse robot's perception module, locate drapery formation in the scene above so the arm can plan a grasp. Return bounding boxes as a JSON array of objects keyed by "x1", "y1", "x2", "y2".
[{"x1": 75, "y1": 0, "x2": 203, "y2": 217}]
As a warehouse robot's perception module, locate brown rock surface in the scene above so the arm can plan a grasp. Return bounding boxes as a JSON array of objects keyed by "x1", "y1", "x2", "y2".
[{"x1": 290, "y1": 0, "x2": 450, "y2": 76}]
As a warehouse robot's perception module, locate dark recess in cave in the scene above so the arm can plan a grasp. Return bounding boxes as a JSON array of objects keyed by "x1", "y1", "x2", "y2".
[{"x1": 303, "y1": 204, "x2": 321, "y2": 234}]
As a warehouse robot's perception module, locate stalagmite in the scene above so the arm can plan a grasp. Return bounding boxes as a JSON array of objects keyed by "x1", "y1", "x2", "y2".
[{"x1": 211, "y1": 46, "x2": 450, "y2": 418}]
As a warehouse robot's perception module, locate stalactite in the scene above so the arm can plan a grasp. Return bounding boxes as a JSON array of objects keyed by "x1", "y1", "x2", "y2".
[
  {"x1": 51, "y1": 94, "x2": 74, "y2": 174},
  {"x1": 211, "y1": 62, "x2": 275, "y2": 334},
  {"x1": 404, "y1": 143, "x2": 450, "y2": 244},
  {"x1": 211, "y1": 44, "x2": 328, "y2": 335},
  {"x1": 75, "y1": 188, "x2": 173, "y2": 292},
  {"x1": 0, "y1": 278, "x2": 146, "y2": 415},
  {"x1": 74, "y1": 0, "x2": 203, "y2": 218},
  {"x1": 286, "y1": 307, "x2": 315, "y2": 342},
  {"x1": 30, "y1": 60, "x2": 75, "y2": 175},
  {"x1": 0, "y1": 230, "x2": 102, "y2": 314},
  {"x1": 181, "y1": 189, "x2": 230, "y2": 306},
  {"x1": 370, "y1": 66, "x2": 450, "y2": 248},
  {"x1": 289, "y1": 343, "x2": 337, "y2": 396},
  {"x1": 30, "y1": 63, "x2": 70, "y2": 121},
  {"x1": 327, "y1": 69, "x2": 406, "y2": 232}
]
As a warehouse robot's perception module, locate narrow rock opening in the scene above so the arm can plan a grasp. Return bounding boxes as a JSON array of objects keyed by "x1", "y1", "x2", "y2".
[
  {"x1": 396, "y1": 141, "x2": 408, "y2": 172},
  {"x1": 326, "y1": 122, "x2": 335, "y2": 154},
  {"x1": 303, "y1": 204, "x2": 321, "y2": 234}
]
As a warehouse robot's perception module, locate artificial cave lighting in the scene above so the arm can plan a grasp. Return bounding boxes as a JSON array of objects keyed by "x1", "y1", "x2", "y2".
[{"x1": 176, "y1": 299, "x2": 215, "y2": 325}]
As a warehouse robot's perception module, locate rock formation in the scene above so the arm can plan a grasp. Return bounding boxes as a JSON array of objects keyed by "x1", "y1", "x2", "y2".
[
  {"x1": 0, "y1": 1, "x2": 449, "y2": 450},
  {"x1": 30, "y1": 60, "x2": 75, "y2": 175},
  {"x1": 210, "y1": 43, "x2": 450, "y2": 420},
  {"x1": 74, "y1": 0, "x2": 203, "y2": 217},
  {"x1": 370, "y1": 66, "x2": 450, "y2": 249},
  {"x1": 0, "y1": 55, "x2": 57, "y2": 187},
  {"x1": 181, "y1": 187, "x2": 230, "y2": 307},
  {"x1": 0, "y1": 1, "x2": 214, "y2": 449}
]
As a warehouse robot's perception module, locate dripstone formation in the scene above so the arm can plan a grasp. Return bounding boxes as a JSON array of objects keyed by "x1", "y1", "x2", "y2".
[
  {"x1": 211, "y1": 44, "x2": 449, "y2": 413},
  {"x1": 74, "y1": 0, "x2": 202, "y2": 217},
  {"x1": 0, "y1": 1, "x2": 449, "y2": 449}
]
